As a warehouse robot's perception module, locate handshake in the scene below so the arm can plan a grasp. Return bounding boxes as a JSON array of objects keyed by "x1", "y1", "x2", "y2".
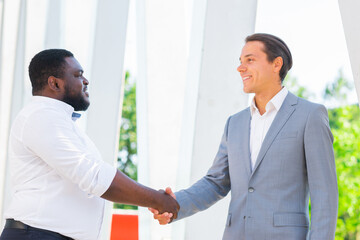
[{"x1": 149, "y1": 187, "x2": 178, "y2": 224}]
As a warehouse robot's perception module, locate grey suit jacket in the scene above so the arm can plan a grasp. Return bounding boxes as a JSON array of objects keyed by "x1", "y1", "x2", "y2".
[{"x1": 175, "y1": 92, "x2": 338, "y2": 240}]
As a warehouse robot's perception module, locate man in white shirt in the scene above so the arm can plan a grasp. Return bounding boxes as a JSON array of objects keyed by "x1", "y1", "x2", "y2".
[
  {"x1": 150, "y1": 33, "x2": 338, "y2": 239},
  {"x1": 0, "y1": 49, "x2": 179, "y2": 240}
]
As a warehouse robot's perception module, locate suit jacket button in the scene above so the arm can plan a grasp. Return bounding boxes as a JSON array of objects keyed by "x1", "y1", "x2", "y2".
[{"x1": 248, "y1": 187, "x2": 254, "y2": 193}]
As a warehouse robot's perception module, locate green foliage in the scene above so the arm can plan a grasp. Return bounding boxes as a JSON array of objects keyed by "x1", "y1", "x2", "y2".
[
  {"x1": 324, "y1": 69, "x2": 354, "y2": 107},
  {"x1": 283, "y1": 74, "x2": 314, "y2": 100},
  {"x1": 114, "y1": 71, "x2": 138, "y2": 210},
  {"x1": 322, "y1": 70, "x2": 360, "y2": 239},
  {"x1": 330, "y1": 105, "x2": 360, "y2": 240}
]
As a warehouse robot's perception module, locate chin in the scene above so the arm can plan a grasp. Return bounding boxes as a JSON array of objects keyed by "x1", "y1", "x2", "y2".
[{"x1": 243, "y1": 88, "x2": 252, "y2": 94}]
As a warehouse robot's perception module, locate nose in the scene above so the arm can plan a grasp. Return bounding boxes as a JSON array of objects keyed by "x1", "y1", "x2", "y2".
[
  {"x1": 83, "y1": 77, "x2": 89, "y2": 85},
  {"x1": 237, "y1": 64, "x2": 246, "y2": 73}
]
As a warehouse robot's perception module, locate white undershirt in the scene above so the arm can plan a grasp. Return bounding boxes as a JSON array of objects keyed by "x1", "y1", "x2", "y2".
[
  {"x1": 250, "y1": 87, "x2": 288, "y2": 170},
  {"x1": 5, "y1": 96, "x2": 117, "y2": 240}
]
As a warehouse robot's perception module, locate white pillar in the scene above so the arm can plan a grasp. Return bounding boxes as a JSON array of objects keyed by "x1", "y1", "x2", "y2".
[
  {"x1": 85, "y1": 0, "x2": 130, "y2": 239},
  {"x1": 0, "y1": 3, "x2": 6, "y2": 222},
  {"x1": 338, "y1": 0, "x2": 360, "y2": 104},
  {"x1": 135, "y1": 0, "x2": 151, "y2": 238},
  {"x1": 44, "y1": 0, "x2": 64, "y2": 49},
  {"x1": 0, "y1": 0, "x2": 4, "y2": 108},
  {"x1": 174, "y1": 0, "x2": 257, "y2": 239},
  {"x1": 136, "y1": 0, "x2": 188, "y2": 239},
  {"x1": 0, "y1": 0, "x2": 26, "y2": 226}
]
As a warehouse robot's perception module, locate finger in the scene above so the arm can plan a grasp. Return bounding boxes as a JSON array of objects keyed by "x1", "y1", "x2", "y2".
[
  {"x1": 148, "y1": 208, "x2": 159, "y2": 214},
  {"x1": 154, "y1": 215, "x2": 171, "y2": 224},
  {"x1": 154, "y1": 212, "x2": 170, "y2": 218},
  {"x1": 159, "y1": 219, "x2": 168, "y2": 225},
  {"x1": 153, "y1": 214, "x2": 163, "y2": 220},
  {"x1": 172, "y1": 209, "x2": 178, "y2": 220},
  {"x1": 165, "y1": 187, "x2": 176, "y2": 199}
]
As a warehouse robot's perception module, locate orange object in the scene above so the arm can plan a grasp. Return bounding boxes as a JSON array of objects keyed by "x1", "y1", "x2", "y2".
[{"x1": 110, "y1": 214, "x2": 138, "y2": 240}]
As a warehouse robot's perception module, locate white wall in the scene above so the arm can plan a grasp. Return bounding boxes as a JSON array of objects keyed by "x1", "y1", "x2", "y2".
[
  {"x1": 136, "y1": 0, "x2": 188, "y2": 239},
  {"x1": 173, "y1": 0, "x2": 257, "y2": 239},
  {"x1": 338, "y1": 0, "x2": 360, "y2": 104}
]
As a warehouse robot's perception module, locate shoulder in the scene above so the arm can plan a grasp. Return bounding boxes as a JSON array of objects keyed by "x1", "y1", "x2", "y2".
[
  {"x1": 17, "y1": 101, "x2": 71, "y2": 131},
  {"x1": 229, "y1": 107, "x2": 250, "y2": 121},
  {"x1": 288, "y1": 92, "x2": 327, "y2": 115},
  {"x1": 289, "y1": 94, "x2": 329, "y2": 126},
  {"x1": 221, "y1": 107, "x2": 250, "y2": 133}
]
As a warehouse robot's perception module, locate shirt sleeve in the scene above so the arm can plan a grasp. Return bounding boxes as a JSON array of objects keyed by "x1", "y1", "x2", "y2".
[{"x1": 22, "y1": 108, "x2": 116, "y2": 197}]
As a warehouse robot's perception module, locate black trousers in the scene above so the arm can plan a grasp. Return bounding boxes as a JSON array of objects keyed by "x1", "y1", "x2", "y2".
[{"x1": 0, "y1": 220, "x2": 73, "y2": 240}]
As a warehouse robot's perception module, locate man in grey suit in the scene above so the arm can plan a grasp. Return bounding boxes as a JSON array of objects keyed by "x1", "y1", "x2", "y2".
[{"x1": 150, "y1": 33, "x2": 338, "y2": 239}]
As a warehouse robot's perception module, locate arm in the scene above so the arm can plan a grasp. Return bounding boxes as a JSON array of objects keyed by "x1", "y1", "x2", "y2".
[
  {"x1": 23, "y1": 110, "x2": 179, "y2": 216},
  {"x1": 151, "y1": 117, "x2": 232, "y2": 223},
  {"x1": 305, "y1": 105, "x2": 338, "y2": 240},
  {"x1": 102, "y1": 171, "x2": 179, "y2": 216}
]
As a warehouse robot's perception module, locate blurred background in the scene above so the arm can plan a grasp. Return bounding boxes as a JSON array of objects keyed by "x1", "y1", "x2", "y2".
[{"x1": 0, "y1": 0, "x2": 359, "y2": 239}]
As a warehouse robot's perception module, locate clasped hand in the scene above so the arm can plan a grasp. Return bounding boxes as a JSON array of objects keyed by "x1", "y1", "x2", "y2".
[{"x1": 149, "y1": 187, "x2": 177, "y2": 224}]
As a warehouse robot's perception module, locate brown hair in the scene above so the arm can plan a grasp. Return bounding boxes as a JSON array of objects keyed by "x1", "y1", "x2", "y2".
[{"x1": 246, "y1": 33, "x2": 292, "y2": 82}]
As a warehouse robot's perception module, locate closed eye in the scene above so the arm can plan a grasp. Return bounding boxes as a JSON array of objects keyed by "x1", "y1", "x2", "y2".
[{"x1": 75, "y1": 71, "x2": 84, "y2": 78}]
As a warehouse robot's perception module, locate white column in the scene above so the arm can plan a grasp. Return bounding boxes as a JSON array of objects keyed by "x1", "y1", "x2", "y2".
[
  {"x1": 44, "y1": 0, "x2": 64, "y2": 49},
  {"x1": 136, "y1": 0, "x2": 188, "y2": 239},
  {"x1": 174, "y1": 0, "x2": 257, "y2": 239},
  {"x1": 0, "y1": 3, "x2": 6, "y2": 220},
  {"x1": 135, "y1": 0, "x2": 151, "y2": 239},
  {"x1": 86, "y1": 0, "x2": 130, "y2": 239},
  {"x1": 0, "y1": 0, "x2": 26, "y2": 226},
  {"x1": 338, "y1": 0, "x2": 360, "y2": 104},
  {"x1": 0, "y1": 0, "x2": 4, "y2": 108}
]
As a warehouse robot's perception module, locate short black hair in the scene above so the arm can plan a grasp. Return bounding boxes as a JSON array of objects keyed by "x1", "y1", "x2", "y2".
[
  {"x1": 28, "y1": 49, "x2": 74, "y2": 94},
  {"x1": 245, "y1": 33, "x2": 292, "y2": 82}
]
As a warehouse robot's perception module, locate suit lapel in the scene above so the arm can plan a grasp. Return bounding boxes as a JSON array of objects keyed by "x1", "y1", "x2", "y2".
[
  {"x1": 251, "y1": 92, "x2": 298, "y2": 175},
  {"x1": 242, "y1": 108, "x2": 252, "y2": 176}
]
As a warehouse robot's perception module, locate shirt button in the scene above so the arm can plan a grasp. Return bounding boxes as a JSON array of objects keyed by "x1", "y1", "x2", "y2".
[{"x1": 248, "y1": 187, "x2": 254, "y2": 193}]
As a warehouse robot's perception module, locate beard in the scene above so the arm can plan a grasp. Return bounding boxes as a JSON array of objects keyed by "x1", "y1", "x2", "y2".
[{"x1": 62, "y1": 85, "x2": 90, "y2": 111}]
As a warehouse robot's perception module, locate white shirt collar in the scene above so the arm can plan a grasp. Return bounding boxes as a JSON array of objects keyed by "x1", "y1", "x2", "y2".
[
  {"x1": 31, "y1": 96, "x2": 81, "y2": 121},
  {"x1": 250, "y1": 87, "x2": 289, "y2": 116}
]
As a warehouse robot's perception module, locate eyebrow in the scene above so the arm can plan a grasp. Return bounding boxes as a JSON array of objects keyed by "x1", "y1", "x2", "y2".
[{"x1": 239, "y1": 54, "x2": 255, "y2": 62}]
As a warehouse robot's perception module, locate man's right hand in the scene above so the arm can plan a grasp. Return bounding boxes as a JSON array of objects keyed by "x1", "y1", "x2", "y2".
[
  {"x1": 101, "y1": 170, "x2": 179, "y2": 220},
  {"x1": 149, "y1": 187, "x2": 177, "y2": 224}
]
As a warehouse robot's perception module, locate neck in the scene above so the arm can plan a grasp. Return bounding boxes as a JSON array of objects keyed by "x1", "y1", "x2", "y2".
[{"x1": 254, "y1": 85, "x2": 283, "y2": 115}]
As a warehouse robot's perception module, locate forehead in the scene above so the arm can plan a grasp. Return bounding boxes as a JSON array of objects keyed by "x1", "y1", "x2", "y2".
[
  {"x1": 64, "y1": 57, "x2": 83, "y2": 71},
  {"x1": 240, "y1": 41, "x2": 266, "y2": 58}
]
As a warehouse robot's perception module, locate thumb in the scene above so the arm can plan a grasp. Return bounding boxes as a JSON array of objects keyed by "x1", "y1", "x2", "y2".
[{"x1": 165, "y1": 187, "x2": 176, "y2": 199}]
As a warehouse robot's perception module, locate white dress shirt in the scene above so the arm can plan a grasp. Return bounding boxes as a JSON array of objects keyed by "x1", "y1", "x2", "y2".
[
  {"x1": 5, "y1": 96, "x2": 117, "y2": 240},
  {"x1": 250, "y1": 87, "x2": 288, "y2": 170}
]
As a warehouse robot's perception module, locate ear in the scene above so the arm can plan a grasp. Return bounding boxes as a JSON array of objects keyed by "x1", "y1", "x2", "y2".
[
  {"x1": 48, "y1": 76, "x2": 64, "y2": 92},
  {"x1": 273, "y1": 56, "x2": 283, "y2": 73}
]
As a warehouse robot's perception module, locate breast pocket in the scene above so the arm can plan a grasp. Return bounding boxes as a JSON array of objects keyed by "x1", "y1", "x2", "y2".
[{"x1": 275, "y1": 131, "x2": 298, "y2": 141}]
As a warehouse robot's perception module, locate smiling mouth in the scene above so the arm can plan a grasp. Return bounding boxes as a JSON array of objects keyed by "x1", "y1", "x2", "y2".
[{"x1": 242, "y1": 76, "x2": 251, "y2": 81}]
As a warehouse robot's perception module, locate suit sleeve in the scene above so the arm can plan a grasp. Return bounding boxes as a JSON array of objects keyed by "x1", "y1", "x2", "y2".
[
  {"x1": 305, "y1": 105, "x2": 338, "y2": 240},
  {"x1": 173, "y1": 117, "x2": 231, "y2": 221}
]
